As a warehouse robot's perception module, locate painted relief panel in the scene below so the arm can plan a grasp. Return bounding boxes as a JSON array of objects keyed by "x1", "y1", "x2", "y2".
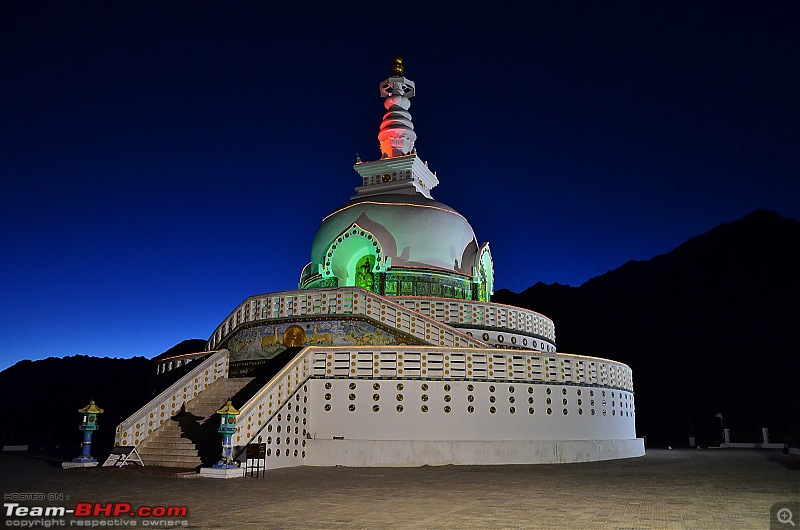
[{"x1": 226, "y1": 320, "x2": 401, "y2": 363}]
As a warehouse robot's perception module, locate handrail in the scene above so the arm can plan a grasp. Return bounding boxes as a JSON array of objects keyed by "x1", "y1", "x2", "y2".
[
  {"x1": 154, "y1": 350, "x2": 214, "y2": 375},
  {"x1": 231, "y1": 346, "x2": 316, "y2": 460},
  {"x1": 237, "y1": 349, "x2": 309, "y2": 418},
  {"x1": 114, "y1": 350, "x2": 229, "y2": 447},
  {"x1": 302, "y1": 345, "x2": 633, "y2": 390},
  {"x1": 206, "y1": 287, "x2": 489, "y2": 351},
  {"x1": 393, "y1": 296, "x2": 557, "y2": 344},
  {"x1": 358, "y1": 288, "x2": 486, "y2": 347}
]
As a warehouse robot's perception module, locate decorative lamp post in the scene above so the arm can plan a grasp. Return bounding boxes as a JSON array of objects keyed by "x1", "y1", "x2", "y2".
[
  {"x1": 75, "y1": 400, "x2": 104, "y2": 463},
  {"x1": 213, "y1": 400, "x2": 240, "y2": 469}
]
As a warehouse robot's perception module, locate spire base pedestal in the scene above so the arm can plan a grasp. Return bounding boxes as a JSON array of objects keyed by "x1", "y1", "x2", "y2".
[{"x1": 353, "y1": 154, "x2": 439, "y2": 199}]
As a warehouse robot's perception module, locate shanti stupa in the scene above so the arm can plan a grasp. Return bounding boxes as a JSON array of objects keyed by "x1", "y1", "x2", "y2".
[{"x1": 115, "y1": 58, "x2": 644, "y2": 471}]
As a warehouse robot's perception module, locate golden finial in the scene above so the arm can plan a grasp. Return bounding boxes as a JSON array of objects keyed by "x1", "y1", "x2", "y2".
[
  {"x1": 392, "y1": 56, "x2": 404, "y2": 77},
  {"x1": 79, "y1": 400, "x2": 104, "y2": 414},
  {"x1": 216, "y1": 399, "x2": 240, "y2": 415}
]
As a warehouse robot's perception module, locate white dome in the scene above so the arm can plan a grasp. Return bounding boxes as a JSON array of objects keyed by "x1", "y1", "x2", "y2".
[{"x1": 311, "y1": 194, "x2": 479, "y2": 275}]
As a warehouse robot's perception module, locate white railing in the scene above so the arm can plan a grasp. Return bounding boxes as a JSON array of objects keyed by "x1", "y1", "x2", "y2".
[
  {"x1": 393, "y1": 297, "x2": 556, "y2": 344},
  {"x1": 206, "y1": 288, "x2": 488, "y2": 351},
  {"x1": 115, "y1": 350, "x2": 229, "y2": 447},
  {"x1": 154, "y1": 350, "x2": 214, "y2": 375},
  {"x1": 232, "y1": 348, "x2": 313, "y2": 447},
  {"x1": 231, "y1": 345, "x2": 633, "y2": 448},
  {"x1": 306, "y1": 346, "x2": 632, "y2": 391}
]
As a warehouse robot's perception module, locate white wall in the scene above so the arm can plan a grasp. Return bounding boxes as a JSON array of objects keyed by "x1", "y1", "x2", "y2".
[{"x1": 307, "y1": 379, "x2": 636, "y2": 442}]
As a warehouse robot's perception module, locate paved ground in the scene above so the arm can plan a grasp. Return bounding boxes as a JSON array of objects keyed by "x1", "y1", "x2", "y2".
[{"x1": 1, "y1": 449, "x2": 798, "y2": 529}]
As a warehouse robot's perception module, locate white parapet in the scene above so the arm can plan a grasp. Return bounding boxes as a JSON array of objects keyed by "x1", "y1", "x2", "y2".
[
  {"x1": 229, "y1": 345, "x2": 639, "y2": 468},
  {"x1": 205, "y1": 287, "x2": 557, "y2": 353}
]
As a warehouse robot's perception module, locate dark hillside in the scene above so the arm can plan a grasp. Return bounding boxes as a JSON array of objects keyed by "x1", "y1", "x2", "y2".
[
  {"x1": 495, "y1": 210, "x2": 800, "y2": 445},
  {"x1": 0, "y1": 337, "x2": 207, "y2": 458}
]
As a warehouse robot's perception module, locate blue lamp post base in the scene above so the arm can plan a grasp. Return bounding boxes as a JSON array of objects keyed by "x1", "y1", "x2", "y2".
[
  {"x1": 212, "y1": 432, "x2": 237, "y2": 469},
  {"x1": 73, "y1": 431, "x2": 97, "y2": 463}
]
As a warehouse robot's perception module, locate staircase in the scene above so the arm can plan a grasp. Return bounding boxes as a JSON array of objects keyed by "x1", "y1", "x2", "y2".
[{"x1": 136, "y1": 377, "x2": 256, "y2": 468}]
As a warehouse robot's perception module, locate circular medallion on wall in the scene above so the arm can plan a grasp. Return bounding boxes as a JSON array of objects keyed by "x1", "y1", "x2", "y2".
[{"x1": 283, "y1": 325, "x2": 306, "y2": 347}]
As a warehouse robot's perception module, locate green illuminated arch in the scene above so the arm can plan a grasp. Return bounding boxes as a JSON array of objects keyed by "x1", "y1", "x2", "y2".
[
  {"x1": 475, "y1": 243, "x2": 494, "y2": 302},
  {"x1": 319, "y1": 223, "x2": 389, "y2": 288}
]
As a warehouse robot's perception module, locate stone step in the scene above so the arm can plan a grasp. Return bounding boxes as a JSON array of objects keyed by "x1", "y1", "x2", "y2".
[
  {"x1": 139, "y1": 452, "x2": 200, "y2": 460},
  {"x1": 143, "y1": 433, "x2": 195, "y2": 440},
  {"x1": 139, "y1": 441, "x2": 200, "y2": 450},
  {"x1": 143, "y1": 430, "x2": 187, "y2": 439},
  {"x1": 142, "y1": 458, "x2": 203, "y2": 469},
  {"x1": 141, "y1": 441, "x2": 202, "y2": 450},
  {"x1": 139, "y1": 447, "x2": 202, "y2": 458},
  {"x1": 137, "y1": 449, "x2": 204, "y2": 463},
  {"x1": 140, "y1": 439, "x2": 198, "y2": 449},
  {"x1": 138, "y1": 446, "x2": 201, "y2": 455},
  {"x1": 193, "y1": 392, "x2": 249, "y2": 399},
  {"x1": 133, "y1": 376, "x2": 260, "y2": 468},
  {"x1": 181, "y1": 378, "x2": 256, "y2": 413}
]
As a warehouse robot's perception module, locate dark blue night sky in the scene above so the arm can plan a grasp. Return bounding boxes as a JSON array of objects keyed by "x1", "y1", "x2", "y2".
[{"x1": 2, "y1": 1, "x2": 798, "y2": 370}]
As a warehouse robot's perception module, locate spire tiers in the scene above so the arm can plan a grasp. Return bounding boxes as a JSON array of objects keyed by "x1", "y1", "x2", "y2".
[
  {"x1": 353, "y1": 58, "x2": 438, "y2": 199},
  {"x1": 378, "y1": 57, "x2": 417, "y2": 159}
]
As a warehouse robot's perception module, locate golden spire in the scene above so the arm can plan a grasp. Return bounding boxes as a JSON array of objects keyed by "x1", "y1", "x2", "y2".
[
  {"x1": 392, "y1": 56, "x2": 404, "y2": 77},
  {"x1": 378, "y1": 57, "x2": 416, "y2": 158}
]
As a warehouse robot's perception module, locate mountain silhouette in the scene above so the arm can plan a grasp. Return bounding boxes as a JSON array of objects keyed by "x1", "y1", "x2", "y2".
[
  {"x1": 0, "y1": 339, "x2": 206, "y2": 458},
  {"x1": 494, "y1": 210, "x2": 800, "y2": 446}
]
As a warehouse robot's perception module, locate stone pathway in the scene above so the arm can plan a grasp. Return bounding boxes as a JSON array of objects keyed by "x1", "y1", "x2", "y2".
[{"x1": 1, "y1": 449, "x2": 798, "y2": 529}]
